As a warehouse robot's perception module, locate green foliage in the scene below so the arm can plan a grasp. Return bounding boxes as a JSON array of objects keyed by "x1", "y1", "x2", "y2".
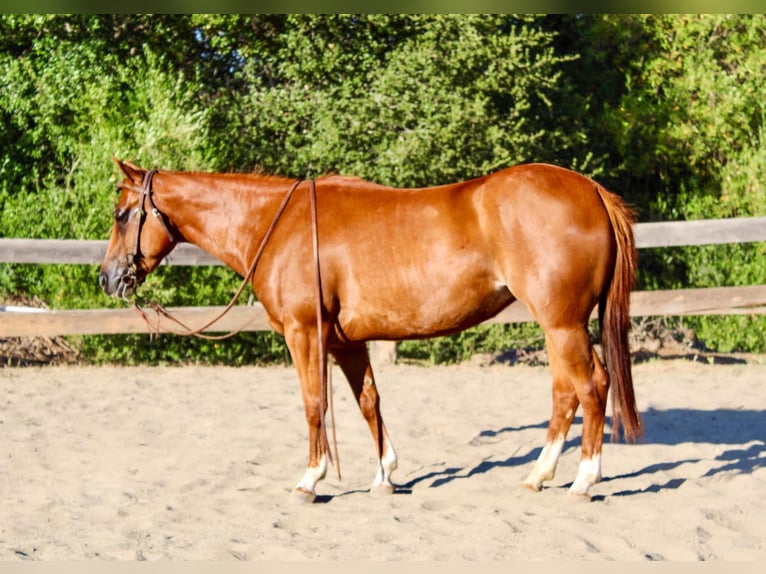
[
  {"x1": 686, "y1": 316, "x2": 766, "y2": 354},
  {"x1": 239, "y1": 14, "x2": 576, "y2": 185},
  {"x1": 78, "y1": 331, "x2": 290, "y2": 366},
  {"x1": 594, "y1": 15, "x2": 766, "y2": 352},
  {"x1": 1, "y1": 14, "x2": 765, "y2": 363},
  {"x1": 398, "y1": 323, "x2": 545, "y2": 364}
]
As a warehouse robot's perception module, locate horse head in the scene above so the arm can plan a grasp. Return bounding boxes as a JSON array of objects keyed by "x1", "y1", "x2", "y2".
[{"x1": 99, "y1": 157, "x2": 178, "y2": 299}]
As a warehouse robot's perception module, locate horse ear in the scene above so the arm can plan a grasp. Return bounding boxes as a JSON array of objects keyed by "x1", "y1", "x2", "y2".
[{"x1": 112, "y1": 156, "x2": 145, "y2": 185}]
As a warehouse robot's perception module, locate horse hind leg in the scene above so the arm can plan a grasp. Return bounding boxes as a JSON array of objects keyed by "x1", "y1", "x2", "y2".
[
  {"x1": 332, "y1": 343, "x2": 398, "y2": 495},
  {"x1": 526, "y1": 325, "x2": 609, "y2": 498},
  {"x1": 522, "y1": 333, "x2": 580, "y2": 492},
  {"x1": 569, "y1": 343, "x2": 610, "y2": 497}
]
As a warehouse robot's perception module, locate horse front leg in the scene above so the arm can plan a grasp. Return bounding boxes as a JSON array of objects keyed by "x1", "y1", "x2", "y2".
[
  {"x1": 331, "y1": 343, "x2": 398, "y2": 495},
  {"x1": 285, "y1": 324, "x2": 329, "y2": 503}
]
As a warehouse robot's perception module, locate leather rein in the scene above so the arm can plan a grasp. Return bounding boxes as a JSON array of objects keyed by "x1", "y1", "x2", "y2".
[
  {"x1": 127, "y1": 171, "x2": 303, "y2": 341},
  {"x1": 124, "y1": 170, "x2": 340, "y2": 477}
]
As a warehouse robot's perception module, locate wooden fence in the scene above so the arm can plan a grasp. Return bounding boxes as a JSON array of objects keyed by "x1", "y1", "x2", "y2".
[{"x1": 1, "y1": 216, "x2": 765, "y2": 338}]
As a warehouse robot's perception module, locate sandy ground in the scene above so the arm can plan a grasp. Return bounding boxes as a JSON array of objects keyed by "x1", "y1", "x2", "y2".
[{"x1": 1, "y1": 358, "x2": 765, "y2": 561}]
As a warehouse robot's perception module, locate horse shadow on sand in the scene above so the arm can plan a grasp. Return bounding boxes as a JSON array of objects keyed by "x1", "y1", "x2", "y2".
[{"x1": 390, "y1": 406, "x2": 765, "y2": 501}]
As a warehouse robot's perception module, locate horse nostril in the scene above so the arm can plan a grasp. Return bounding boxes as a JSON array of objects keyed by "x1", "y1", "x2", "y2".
[{"x1": 99, "y1": 272, "x2": 108, "y2": 292}]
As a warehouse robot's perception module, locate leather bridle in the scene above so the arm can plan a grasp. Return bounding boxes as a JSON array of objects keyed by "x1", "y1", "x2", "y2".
[{"x1": 121, "y1": 169, "x2": 177, "y2": 296}]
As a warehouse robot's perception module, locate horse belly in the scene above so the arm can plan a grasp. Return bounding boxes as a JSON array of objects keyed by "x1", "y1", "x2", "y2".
[{"x1": 336, "y1": 275, "x2": 514, "y2": 342}]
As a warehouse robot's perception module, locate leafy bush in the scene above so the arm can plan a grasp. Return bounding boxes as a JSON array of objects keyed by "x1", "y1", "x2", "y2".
[
  {"x1": 1, "y1": 15, "x2": 765, "y2": 364},
  {"x1": 398, "y1": 323, "x2": 546, "y2": 364}
]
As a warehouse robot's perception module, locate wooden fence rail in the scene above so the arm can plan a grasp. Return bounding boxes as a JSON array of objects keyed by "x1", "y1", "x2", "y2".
[
  {"x1": 2, "y1": 285, "x2": 765, "y2": 338},
  {"x1": 1, "y1": 217, "x2": 765, "y2": 337},
  {"x1": 3, "y1": 217, "x2": 766, "y2": 265}
]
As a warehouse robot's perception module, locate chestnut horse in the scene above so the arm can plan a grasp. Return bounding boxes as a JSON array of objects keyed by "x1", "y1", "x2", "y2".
[{"x1": 99, "y1": 158, "x2": 641, "y2": 502}]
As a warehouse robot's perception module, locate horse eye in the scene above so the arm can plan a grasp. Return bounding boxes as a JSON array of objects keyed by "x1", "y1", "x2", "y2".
[{"x1": 114, "y1": 207, "x2": 131, "y2": 224}]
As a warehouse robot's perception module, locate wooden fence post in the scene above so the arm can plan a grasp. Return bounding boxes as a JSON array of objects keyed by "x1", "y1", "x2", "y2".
[{"x1": 369, "y1": 341, "x2": 398, "y2": 366}]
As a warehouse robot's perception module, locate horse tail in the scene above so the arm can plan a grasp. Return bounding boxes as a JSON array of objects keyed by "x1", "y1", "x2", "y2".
[{"x1": 595, "y1": 185, "x2": 642, "y2": 442}]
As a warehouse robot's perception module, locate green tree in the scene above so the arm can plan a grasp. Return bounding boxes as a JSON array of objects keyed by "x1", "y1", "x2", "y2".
[
  {"x1": 238, "y1": 14, "x2": 578, "y2": 185},
  {"x1": 1, "y1": 14, "x2": 764, "y2": 362},
  {"x1": 559, "y1": 14, "x2": 766, "y2": 351}
]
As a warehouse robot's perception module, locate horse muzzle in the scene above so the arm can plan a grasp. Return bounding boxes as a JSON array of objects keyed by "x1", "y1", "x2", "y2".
[{"x1": 99, "y1": 264, "x2": 144, "y2": 300}]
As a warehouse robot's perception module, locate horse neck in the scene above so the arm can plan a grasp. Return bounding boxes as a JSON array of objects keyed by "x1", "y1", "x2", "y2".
[{"x1": 159, "y1": 172, "x2": 295, "y2": 276}]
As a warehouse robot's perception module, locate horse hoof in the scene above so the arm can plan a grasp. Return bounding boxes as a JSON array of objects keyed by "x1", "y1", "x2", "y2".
[
  {"x1": 289, "y1": 487, "x2": 316, "y2": 504},
  {"x1": 521, "y1": 480, "x2": 543, "y2": 493},
  {"x1": 567, "y1": 490, "x2": 592, "y2": 502},
  {"x1": 370, "y1": 483, "x2": 395, "y2": 497}
]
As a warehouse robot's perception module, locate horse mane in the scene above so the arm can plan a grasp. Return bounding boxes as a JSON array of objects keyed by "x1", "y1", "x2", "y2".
[{"x1": 155, "y1": 164, "x2": 387, "y2": 192}]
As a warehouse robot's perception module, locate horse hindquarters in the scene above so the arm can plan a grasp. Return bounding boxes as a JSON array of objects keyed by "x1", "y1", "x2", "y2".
[{"x1": 512, "y1": 174, "x2": 639, "y2": 496}]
